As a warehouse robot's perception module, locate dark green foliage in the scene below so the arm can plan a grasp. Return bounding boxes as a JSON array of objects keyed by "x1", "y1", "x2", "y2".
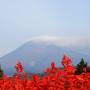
[
  {"x1": 87, "y1": 66, "x2": 90, "y2": 73},
  {"x1": 75, "y1": 58, "x2": 87, "y2": 75},
  {"x1": 0, "y1": 65, "x2": 3, "y2": 78}
]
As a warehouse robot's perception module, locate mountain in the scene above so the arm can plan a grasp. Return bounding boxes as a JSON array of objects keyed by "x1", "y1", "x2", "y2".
[{"x1": 0, "y1": 41, "x2": 90, "y2": 75}]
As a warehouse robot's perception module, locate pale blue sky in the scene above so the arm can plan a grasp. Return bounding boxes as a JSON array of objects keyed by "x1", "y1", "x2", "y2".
[{"x1": 0, "y1": 0, "x2": 90, "y2": 56}]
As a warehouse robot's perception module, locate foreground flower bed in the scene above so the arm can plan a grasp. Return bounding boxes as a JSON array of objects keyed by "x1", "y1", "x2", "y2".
[{"x1": 0, "y1": 55, "x2": 90, "y2": 90}]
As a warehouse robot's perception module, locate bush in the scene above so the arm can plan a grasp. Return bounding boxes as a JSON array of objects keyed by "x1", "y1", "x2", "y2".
[{"x1": 0, "y1": 55, "x2": 90, "y2": 90}]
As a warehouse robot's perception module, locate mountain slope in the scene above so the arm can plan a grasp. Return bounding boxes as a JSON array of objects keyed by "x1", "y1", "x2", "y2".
[{"x1": 0, "y1": 41, "x2": 90, "y2": 75}]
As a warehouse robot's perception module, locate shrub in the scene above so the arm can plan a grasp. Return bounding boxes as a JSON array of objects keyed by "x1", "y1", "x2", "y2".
[{"x1": 0, "y1": 55, "x2": 90, "y2": 90}]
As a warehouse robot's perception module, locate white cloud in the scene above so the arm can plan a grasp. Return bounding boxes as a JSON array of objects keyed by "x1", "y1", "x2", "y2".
[{"x1": 29, "y1": 35, "x2": 90, "y2": 48}]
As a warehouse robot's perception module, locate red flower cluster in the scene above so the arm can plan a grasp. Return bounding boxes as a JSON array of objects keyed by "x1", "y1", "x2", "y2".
[{"x1": 0, "y1": 55, "x2": 90, "y2": 90}]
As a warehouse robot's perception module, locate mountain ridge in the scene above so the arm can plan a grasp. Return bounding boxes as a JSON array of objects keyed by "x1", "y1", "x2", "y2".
[{"x1": 0, "y1": 41, "x2": 90, "y2": 75}]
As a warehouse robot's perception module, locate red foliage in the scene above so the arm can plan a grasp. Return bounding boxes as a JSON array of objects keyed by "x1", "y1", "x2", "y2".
[
  {"x1": 15, "y1": 61, "x2": 24, "y2": 73},
  {"x1": 0, "y1": 55, "x2": 90, "y2": 90}
]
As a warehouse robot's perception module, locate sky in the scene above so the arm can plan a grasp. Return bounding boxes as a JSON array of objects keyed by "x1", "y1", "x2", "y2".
[{"x1": 0, "y1": 0, "x2": 90, "y2": 57}]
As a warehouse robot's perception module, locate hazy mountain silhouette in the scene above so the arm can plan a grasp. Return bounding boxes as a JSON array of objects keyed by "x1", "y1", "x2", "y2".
[{"x1": 0, "y1": 41, "x2": 90, "y2": 75}]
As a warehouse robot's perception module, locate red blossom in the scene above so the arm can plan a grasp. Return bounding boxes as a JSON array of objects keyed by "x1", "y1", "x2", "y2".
[{"x1": 0, "y1": 55, "x2": 89, "y2": 90}]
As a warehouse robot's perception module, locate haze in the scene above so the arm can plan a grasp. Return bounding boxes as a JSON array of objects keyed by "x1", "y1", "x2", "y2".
[{"x1": 0, "y1": 0, "x2": 90, "y2": 57}]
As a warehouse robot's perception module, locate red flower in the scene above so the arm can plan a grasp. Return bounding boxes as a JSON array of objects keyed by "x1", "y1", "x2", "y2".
[{"x1": 0, "y1": 55, "x2": 89, "y2": 90}]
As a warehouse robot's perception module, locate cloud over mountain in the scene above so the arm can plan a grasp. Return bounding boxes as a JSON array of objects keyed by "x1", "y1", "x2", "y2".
[{"x1": 30, "y1": 35, "x2": 90, "y2": 48}]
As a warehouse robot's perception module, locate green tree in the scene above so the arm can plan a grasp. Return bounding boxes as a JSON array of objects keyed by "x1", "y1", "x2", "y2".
[
  {"x1": 75, "y1": 58, "x2": 87, "y2": 75},
  {"x1": 0, "y1": 65, "x2": 4, "y2": 78}
]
